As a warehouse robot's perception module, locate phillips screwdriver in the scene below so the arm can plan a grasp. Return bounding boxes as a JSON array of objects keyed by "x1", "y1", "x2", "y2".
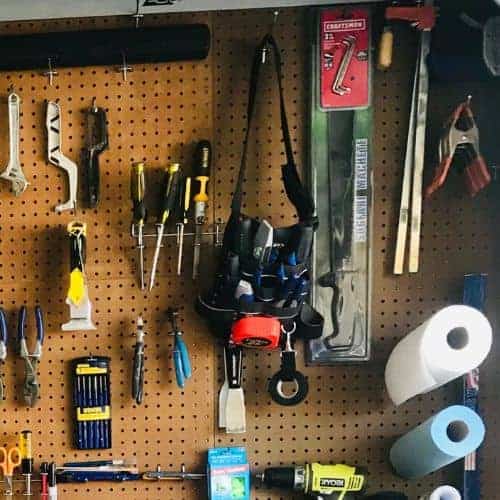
[
  {"x1": 192, "y1": 140, "x2": 211, "y2": 280},
  {"x1": 177, "y1": 176, "x2": 191, "y2": 276},
  {"x1": 131, "y1": 163, "x2": 147, "y2": 290},
  {"x1": 19, "y1": 430, "x2": 33, "y2": 497},
  {"x1": 149, "y1": 163, "x2": 182, "y2": 290}
]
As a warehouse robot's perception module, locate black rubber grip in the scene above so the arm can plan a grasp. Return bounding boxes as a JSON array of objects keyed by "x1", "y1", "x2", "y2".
[{"x1": 262, "y1": 467, "x2": 296, "y2": 490}]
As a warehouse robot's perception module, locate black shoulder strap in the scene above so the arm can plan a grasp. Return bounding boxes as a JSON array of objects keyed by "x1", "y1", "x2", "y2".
[{"x1": 230, "y1": 34, "x2": 315, "y2": 224}]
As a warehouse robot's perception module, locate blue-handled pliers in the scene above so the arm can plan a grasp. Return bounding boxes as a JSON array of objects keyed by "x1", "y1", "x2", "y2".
[
  {"x1": 0, "y1": 308, "x2": 7, "y2": 404},
  {"x1": 167, "y1": 308, "x2": 192, "y2": 389},
  {"x1": 18, "y1": 305, "x2": 44, "y2": 407}
]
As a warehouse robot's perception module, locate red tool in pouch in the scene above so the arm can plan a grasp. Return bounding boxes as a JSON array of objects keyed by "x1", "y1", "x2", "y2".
[{"x1": 230, "y1": 316, "x2": 281, "y2": 350}]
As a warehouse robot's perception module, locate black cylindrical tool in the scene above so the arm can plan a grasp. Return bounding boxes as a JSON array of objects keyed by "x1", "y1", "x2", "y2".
[{"x1": 0, "y1": 24, "x2": 210, "y2": 71}]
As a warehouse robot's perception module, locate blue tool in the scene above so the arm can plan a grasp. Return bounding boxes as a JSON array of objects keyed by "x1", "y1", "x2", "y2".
[
  {"x1": 167, "y1": 308, "x2": 192, "y2": 389},
  {"x1": 18, "y1": 306, "x2": 44, "y2": 407},
  {"x1": 0, "y1": 308, "x2": 7, "y2": 404}
]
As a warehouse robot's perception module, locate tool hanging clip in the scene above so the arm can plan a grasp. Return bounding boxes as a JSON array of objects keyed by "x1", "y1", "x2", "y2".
[
  {"x1": 46, "y1": 101, "x2": 78, "y2": 212},
  {"x1": 62, "y1": 221, "x2": 96, "y2": 331},
  {"x1": 0, "y1": 92, "x2": 29, "y2": 196},
  {"x1": 425, "y1": 96, "x2": 491, "y2": 198},
  {"x1": 18, "y1": 306, "x2": 44, "y2": 407}
]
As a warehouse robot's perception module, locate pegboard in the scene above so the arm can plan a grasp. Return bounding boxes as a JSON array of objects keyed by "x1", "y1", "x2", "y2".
[{"x1": 0, "y1": 7, "x2": 497, "y2": 500}]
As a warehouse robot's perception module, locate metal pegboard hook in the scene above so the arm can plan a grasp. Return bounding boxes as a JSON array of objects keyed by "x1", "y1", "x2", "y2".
[
  {"x1": 116, "y1": 52, "x2": 133, "y2": 82},
  {"x1": 43, "y1": 57, "x2": 58, "y2": 86},
  {"x1": 132, "y1": 0, "x2": 144, "y2": 28},
  {"x1": 262, "y1": 10, "x2": 279, "y2": 64}
]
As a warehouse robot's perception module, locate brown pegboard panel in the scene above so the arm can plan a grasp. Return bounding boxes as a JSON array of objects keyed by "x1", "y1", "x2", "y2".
[{"x1": 0, "y1": 7, "x2": 497, "y2": 500}]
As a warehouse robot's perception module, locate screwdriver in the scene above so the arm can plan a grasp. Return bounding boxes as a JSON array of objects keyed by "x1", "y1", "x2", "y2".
[
  {"x1": 192, "y1": 140, "x2": 211, "y2": 280},
  {"x1": 149, "y1": 163, "x2": 182, "y2": 290},
  {"x1": 177, "y1": 176, "x2": 191, "y2": 276},
  {"x1": 131, "y1": 163, "x2": 147, "y2": 290},
  {"x1": 19, "y1": 430, "x2": 33, "y2": 497}
]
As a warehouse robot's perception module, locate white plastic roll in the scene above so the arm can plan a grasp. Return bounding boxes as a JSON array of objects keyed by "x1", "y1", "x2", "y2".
[
  {"x1": 419, "y1": 485, "x2": 461, "y2": 500},
  {"x1": 385, "y1": 305, "x2": 492, "y2": 405}
]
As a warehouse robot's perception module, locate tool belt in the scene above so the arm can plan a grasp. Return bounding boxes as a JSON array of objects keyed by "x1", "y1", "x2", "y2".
[{"x1": 196, "y1": 34, "x2": 323, "y2": 342}]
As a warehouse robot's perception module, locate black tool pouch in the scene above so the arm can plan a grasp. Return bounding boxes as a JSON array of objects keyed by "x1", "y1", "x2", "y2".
[{"x1": 196, "y1": 34, "x2": 323, "y2": 342}]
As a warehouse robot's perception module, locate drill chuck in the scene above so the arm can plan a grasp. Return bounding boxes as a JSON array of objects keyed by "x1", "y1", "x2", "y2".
[{"x1": 260, "y1": 465, "x2": 305, "y2": 491}]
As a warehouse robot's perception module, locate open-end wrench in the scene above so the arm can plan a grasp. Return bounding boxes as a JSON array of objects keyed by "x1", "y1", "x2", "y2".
[
  {"x1": 332, "y1": 35, "x2": 357, "y2": 96},
  {"x1": 0, "y1": 93, "x2": 28, "y2": 195},
  {"x1": 46, "y1": 101, "x2": 78, "y2": 213}
]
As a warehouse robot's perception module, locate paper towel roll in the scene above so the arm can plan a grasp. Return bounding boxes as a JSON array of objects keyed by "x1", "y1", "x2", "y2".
[
  {"x1": 419, "y1": 485, "x2": 461, "y2": 500},
  {"x1": 390, "y1": 405, "x2": 485, "y2": 479},
  {"x1": 385, "y1": 305, "x2": 492, "y2": 405}
]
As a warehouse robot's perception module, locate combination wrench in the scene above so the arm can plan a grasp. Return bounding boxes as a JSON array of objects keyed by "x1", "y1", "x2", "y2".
[
  {"x1": 46, "y1": 101, "x2": 78, "y2": 212},
  {"x1": 0, "y1": 93, "x2": 28, "y2": 195}
]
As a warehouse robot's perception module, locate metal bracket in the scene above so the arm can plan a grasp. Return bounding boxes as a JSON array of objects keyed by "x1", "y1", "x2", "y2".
[
  {"x1": 0, "y1": 92, "x2": 28, "y2": 196},
  {"x1": 46, "y1": 101, "x2": 78, "y2": 212}
]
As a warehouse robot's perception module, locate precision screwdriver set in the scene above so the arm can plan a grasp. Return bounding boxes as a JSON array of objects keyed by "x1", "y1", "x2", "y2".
[{"x1": 71, "y1": 357, "x2": 112, "y2": 450}]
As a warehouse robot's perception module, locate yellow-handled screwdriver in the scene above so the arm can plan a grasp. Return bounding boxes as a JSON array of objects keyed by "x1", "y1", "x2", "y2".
[
  {"x1": 149, "y1": 163, "x2": 182, "y2": 290},
  {"x1": 131, "y1": 163, "x2": 147, "y2": 290},
  {"x1": 192, "y1": 140, "x2": 211, "y2": 280},
  {"x1": 177, "y1": 176, "x2": 191, "y2": 276}
]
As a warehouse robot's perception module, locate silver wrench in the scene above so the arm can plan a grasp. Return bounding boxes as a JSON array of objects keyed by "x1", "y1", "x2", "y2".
[
  {"x1": 46, "y1": 101, "x2": 77, "y2": 212},
  {"x1": 0, "y1": 93, "x2": 28, "y2": 195},
  {"x1": 332, "y1": 35, "x2": 357, "y2": 96}
]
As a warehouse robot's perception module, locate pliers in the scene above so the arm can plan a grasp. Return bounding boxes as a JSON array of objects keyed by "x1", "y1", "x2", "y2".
[
  {"x1": 167, "y1": 308, "x2": 192, "y2": 389},
  {"x1": 18, "y1": 306, "x2": 44, "y2": 407},
  {"x1": 0, "y1": 309, "x2": 7, "y2": 404},
  {"x1": 425, "y1": 96, "x2": 491, "y2": 198}
]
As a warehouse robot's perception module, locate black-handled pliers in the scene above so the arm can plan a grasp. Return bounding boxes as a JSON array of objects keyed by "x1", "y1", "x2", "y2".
[{"x1": 18, "y1": 306, "x2": 44, "y2": 407}]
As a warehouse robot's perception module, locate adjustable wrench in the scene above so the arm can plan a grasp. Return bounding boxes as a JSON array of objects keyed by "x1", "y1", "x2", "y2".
[
  {"x1": 332, "y1": 35, "x2": 356, "y2": 96},
  {"x1": 46, "y1": 101, "x2": 78, "y2": 212},
  {"x1": 0, "y1": 93, "x2": 28, "y2": 195}
]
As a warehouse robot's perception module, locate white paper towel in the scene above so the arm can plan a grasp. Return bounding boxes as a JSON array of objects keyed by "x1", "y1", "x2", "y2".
[
  {"x1": 385, "y1": 305, "x2": 492, "y2": 405},
  {"x1": 419, "y1": 485, "x2": 461, "y2": 500}
]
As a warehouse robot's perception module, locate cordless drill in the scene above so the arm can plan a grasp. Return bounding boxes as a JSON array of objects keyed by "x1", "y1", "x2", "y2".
[{"x1": 258, "y1": 463, "x2": 365, "y2": 500}]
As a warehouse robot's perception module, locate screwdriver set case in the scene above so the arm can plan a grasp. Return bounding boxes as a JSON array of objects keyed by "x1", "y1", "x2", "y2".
[{"x1": 71, "y1": 356, "x2": 112, "y2": 450}]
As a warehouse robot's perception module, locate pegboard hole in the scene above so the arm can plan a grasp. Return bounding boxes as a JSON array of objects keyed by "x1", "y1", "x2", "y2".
[
  {"x1": 446, "y1": 327, "x2": 469, "y2": 350},
  {"x1": 446, "y1": 420, "x2": 469, "y2": 443}
]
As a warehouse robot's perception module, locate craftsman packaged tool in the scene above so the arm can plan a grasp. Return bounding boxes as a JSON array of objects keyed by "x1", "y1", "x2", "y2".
[
  {"x1": 150, "y1": 163, "x2": 182, "y2": 290},
  {"x1": 319, "y1": 8, "x2": 371, "y2": 110},
  {"x1": 131, "y1": 163, "x2": 147, "y2": 290},
  {"x1": 56, "y1": 460, "x2": 140, "y2": 482},
  {"x1": 0, "y1": 92, "x2": 28, "y2": 196},
  {"x1": 258, "y1": 462, "x2": 364, "y2": 500},
  {"x1": 84, "y1": 99, "x2": 109, "y2": 208},
  {"x1": 385, "y1": 305, "x2": 492, "y2": 406},
  {"x1": 308, "y1": 7, "x2": 373, "y2": 364},
  {"x1": 132, "y1": 316, "x2": 145, "y2": 405},
  {"x1": 390, "y1": 405, "x2": 485, "y2": 479},
  {"x1": 207, "y1": 447, "x2": 250, "y2": 500},
  {"x1": 46, "y1": 101, "x2": 78, "y2": 213},
  {"x1": 18, "y1": 306, "x2": 44, "y2": 407},
  {"x1": 0, "y1": 309, "x2": 7, "y2": 405},
  {"x1": 72, "y1": 356, "x2": 111, "y2": 450},
  {"x1": 167, "y1": 308, "x2": 192, "y2": 389},
  {"x1": 62, "y1": 221, "x2": 96, "y2": 331},
  {"x1": 196, "y1": 34, "x2": 323, "y2": 419},
  {"x1": 425, "y1": 96, "x2": 491, "y2": 198},
  {"x1": 192, "y1": 140, "x2": 211, "y2": 280}
]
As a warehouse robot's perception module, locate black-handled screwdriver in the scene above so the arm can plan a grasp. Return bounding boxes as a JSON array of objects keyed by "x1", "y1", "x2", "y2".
[
  {"x1": 177, "y1": 176, "x2": 191, "y2": 276},
  {"x1": 131, "y1": 163, "x2": 147, "y2": 290},
  {"x1": 149, "y1": 163, "x2": 182, "y2": 290}
]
